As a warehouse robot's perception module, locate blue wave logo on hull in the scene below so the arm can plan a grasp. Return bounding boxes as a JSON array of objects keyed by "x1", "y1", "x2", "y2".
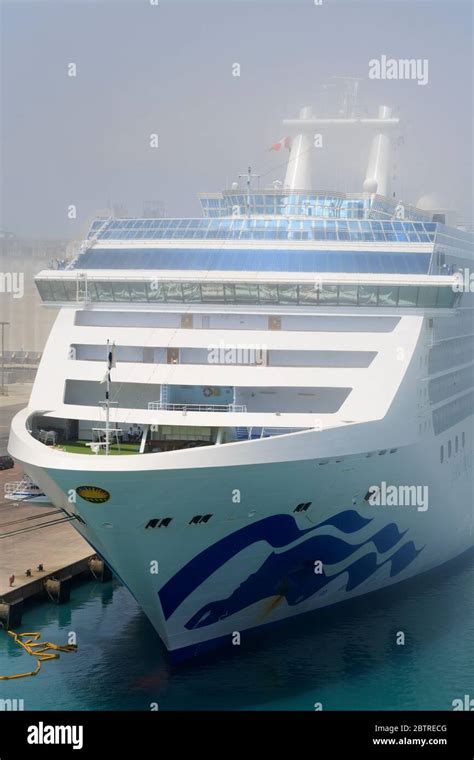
[{"x1": 158, "y1": 510, "x2": 424, "y2": 629}]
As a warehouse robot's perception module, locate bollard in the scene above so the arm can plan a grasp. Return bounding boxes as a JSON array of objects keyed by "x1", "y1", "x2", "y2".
[
  {"x1": 43, "y1": 576, "x2": 72, "y2": 604},
  {"x1": 88, "y1": 557, "x2": 112, "y2": 582}
]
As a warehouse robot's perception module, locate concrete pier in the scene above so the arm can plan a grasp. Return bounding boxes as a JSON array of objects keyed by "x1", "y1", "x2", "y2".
[
  {"x1": 0, "y1": 390, "x2": 112, "y2": 628},
  {"x1": 0, "y1": 393, "x2": 103, "y2": 627},
  {"x1": 0, "y1": 468, "x2": 94, "y2": 599}
]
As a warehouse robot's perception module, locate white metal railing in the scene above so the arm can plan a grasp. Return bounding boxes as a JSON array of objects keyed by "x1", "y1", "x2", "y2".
[
  {"x1": 76, "y1": 273, "x2": 88, "y2": 303},
  {"x1": 148, "y1": 402, "x2": 247, "y2": 413},
  {"x1": 160, "y1": 432, "x2": 212, "y2": 442},
  {"x1": 236, "y1": 425, "x2": 307, "y2": 440}
]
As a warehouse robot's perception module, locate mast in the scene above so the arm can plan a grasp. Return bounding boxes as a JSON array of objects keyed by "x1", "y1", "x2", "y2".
[
  {"x1": 238, "y1": 166, "x2": 260, "y2": 217},
  {"x1": 102, "y1": 339, "x2": 116, "y2": 455},
  {"x1": 105, "y1": 339, "x2": 111, "y2": 455}
]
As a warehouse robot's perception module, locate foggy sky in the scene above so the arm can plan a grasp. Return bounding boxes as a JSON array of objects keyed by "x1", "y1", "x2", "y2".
[{"x1": 1, "y1": 0, "x2": 472, "y2": 239}]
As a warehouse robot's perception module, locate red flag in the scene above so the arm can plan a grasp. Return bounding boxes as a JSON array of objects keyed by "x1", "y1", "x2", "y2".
[{"x1": 269, "y1": 136, "x2": 291, "y2": 152}]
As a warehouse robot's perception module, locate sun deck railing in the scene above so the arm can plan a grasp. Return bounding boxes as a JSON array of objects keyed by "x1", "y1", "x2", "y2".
[{"x1": 147, "y1": 402, "x2": 247, "y2": 413}]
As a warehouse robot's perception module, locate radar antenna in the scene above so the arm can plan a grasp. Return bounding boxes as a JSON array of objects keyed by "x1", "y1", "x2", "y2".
[
  {"x1": 331, "y1": 75, "x2": 363, "y2": 118},
  {"x1": 238, "y1": 166, "x2": 260, "y2": 217}
]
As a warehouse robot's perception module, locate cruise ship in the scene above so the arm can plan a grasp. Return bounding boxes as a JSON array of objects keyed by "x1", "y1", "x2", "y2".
[{"x1": 8, "y1": 105, "x2": 474, "y2": 661}]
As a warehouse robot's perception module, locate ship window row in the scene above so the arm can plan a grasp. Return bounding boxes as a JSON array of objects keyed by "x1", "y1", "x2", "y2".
[
  {"x1": 433, "y1": 391, "x2": 474, "y2": 435},
  {"x1": 435, "y1": 230, "x2": 474, "y2": 250},
  {"x1": 199, "y1": 194, "x2": 432, "y2": 223},
  {"x1": 96, "y1": 229, "x2": 433, "y2": 243},
  {"x1": 70, "y1": 345, "x2": 377, "y2": 369},
  {"x1": 440, "y1": 431, "x2": 467, "y2": 462},
  {"x1": 37, "y1": 279, "x2": 458, "y2": 308},
  {"x1": 432, "y1": 309, "x2": 474, "y2": 342},
  {"x1": 75, "y1": 249, "x2": 432, "y2": 274},
  {"x1": 434, "y1": 252, "x2": 474, "y2": 276},
  {"x1": 201, "y1": 193, "x2": 369, "y2": 207},
  {"x1": 428, "y1": 365, "x2": 474, "y2": 405},
  {"x1": 203, "y1": 208, "x2": 374, "y2": 220},
  {"x1": 74, "y1": 310, "x2": 401, "y2": 333},
  {"x1": 428, "y1": 336, "x2": 474, "y2": 374},
  {"x1": 370, "y1": 197, "x2": 429, "y2": 223},
  {"x1": 64, "y1": 380, "x2": 351, "y2": 415},
  {"x1": 88, "y1": 218, "x2": 438, "y2": 243},
  {"x1": 89, "y1": 218, "x2": 437, "y2": 232}
]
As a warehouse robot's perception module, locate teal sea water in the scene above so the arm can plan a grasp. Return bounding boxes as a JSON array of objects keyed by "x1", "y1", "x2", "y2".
[{"x1": 1, "y1": 551, "x2": 473, "y2": 711}]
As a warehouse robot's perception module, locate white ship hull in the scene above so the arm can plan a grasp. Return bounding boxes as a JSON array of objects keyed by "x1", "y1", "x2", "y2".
[{"x1": 9, "y1": 406, "x2": 473, "y2": 660}]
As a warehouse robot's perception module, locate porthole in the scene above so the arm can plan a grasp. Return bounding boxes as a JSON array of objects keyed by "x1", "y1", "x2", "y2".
[
  {"x1": 294, "y1": 502, "x2": 311, "y2": 513},
  {"x1": 145, "y1": 517, "x2": 172, "y2": 529},
  {"x1": 189, "y1": 514, "x2": 213, "y2": 525}
]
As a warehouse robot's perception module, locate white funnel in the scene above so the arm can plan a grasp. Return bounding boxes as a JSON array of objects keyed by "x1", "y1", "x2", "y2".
[
  {"x1": 363, "y1": 105, "x2": 393, "y2": 197},
  {"x1": 284, "y1": 106, "x2": 313, "y2": 191}
]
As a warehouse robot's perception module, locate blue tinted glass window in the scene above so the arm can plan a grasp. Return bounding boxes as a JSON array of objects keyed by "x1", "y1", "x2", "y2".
[
  {"x1": 75, "y1": 247, "x2": 432, "y2": 275},
  {"x1": 437, "y1": 287, "x2": 455, "y2": 307},
  {"x1": 358, "y1": 285, "x2": 377, "y2": 305},
  {"x1": 417, "y1": 287, "x2": 437, "y2": 307},
  {"x1": 112, "y1": 282, "x2": 131, "y2": 301},
  {"x1": 130, "y1": 283, "x2": 148, "y2": 301},
  {"x1": 319, "y1": 284, "x2": 338, "y2": 303},
  {"x1": 398, "y1": 286, "x2": 418, "y2": 306},
  {"x1": 377, "y1": 286, "x2": 398, "y2": 306}
]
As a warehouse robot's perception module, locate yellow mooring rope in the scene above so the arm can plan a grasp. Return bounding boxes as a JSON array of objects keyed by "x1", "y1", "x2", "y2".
[{"x1": 0, "y1": 630, "x2": 77, "y2": 680}]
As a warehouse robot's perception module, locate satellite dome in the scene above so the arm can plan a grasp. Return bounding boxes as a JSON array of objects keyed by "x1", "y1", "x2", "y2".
[
  {"x1": 416, "y1": 193, "x2": 444, "y2": 211},
  {"x1": 363, "y1": 178, "x2": 378, "y2": 194}
]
